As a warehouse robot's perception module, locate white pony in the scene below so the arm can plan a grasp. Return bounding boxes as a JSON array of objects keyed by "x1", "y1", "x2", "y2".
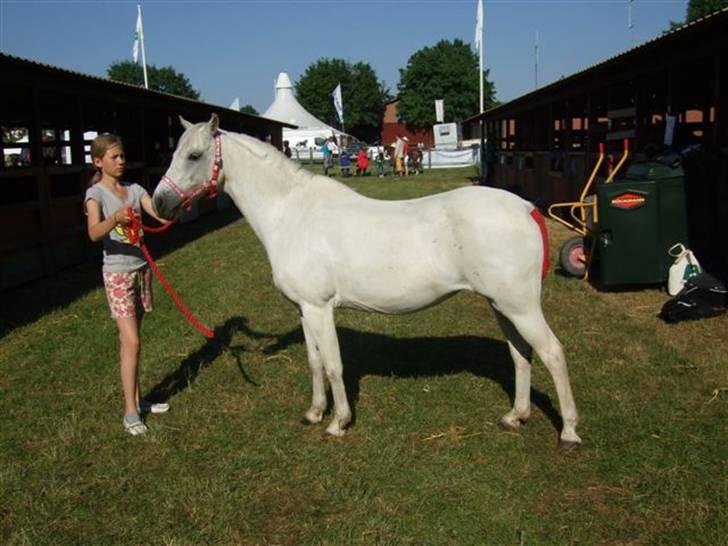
[{"x1": 153, "y1": 115, "x2": 581, "y2": 448}]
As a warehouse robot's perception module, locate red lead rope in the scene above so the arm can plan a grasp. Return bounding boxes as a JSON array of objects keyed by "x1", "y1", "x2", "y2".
[{"x1": 124, "y1": 208, "x2": 215, "y2": 339}]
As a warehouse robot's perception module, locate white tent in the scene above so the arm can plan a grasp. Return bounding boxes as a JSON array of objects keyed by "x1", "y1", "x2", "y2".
[{"x1": 262, "y1": 72, "x2": 348, "y2": 153}]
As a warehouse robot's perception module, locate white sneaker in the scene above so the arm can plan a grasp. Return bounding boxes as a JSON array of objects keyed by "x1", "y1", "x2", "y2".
[
  {"x1": 139, "y1": 400, "x2": 170, "y2": 414},
  {"x1": 124, "y1": 414, "x2": 148, "y2": 436}
]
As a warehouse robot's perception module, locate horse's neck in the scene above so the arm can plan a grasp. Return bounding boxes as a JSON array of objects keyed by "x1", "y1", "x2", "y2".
[{"x1": 220, "y1": 133, "x2": 351, "y2": 249}]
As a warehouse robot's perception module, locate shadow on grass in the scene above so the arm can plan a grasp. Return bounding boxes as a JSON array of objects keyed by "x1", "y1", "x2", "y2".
[
  {"x1": 263, "y1": 326, "x2": 563, "y2": 435},
  {"x1": 1, "y1": 208, "x2": 242, "y2": 338},
  {"x1": 143, "y1": 316, "x2": 268, "y2": 404}
]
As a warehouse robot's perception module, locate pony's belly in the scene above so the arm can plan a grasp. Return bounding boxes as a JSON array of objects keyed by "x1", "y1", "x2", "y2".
[{"x1": 335, "y1": 276, "x2": 466, "y2": 314}]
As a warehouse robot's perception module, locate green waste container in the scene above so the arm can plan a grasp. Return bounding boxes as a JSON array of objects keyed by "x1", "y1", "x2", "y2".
[{"x1": 595, "y1": 157, "x2": 689, "y2": 286}]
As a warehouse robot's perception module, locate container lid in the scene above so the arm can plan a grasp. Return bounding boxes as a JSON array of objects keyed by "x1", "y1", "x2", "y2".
[{"x1": 625, "y1": 157, "x2": 684, "y2": 180}]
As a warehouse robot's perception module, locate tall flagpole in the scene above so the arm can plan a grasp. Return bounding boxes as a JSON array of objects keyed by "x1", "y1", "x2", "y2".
[
  {"x1": 475, "y1": 0, "x2": 485, "y2": 184},
  {"x1": 137, "y1": 4, "x2": 149, "y2": 89},
  {"x1": 478, "y1": 1, "x2": 484, "y2": 114}
]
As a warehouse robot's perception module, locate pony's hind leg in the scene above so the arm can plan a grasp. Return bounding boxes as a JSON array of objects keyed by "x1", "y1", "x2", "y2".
[
  {"x1": 300, "y1": 302, "x2": 352, "y2": 436},
  {"x1": 494, "y1": 302, "x2": 581, "y2": 448},
  {"x1": 493, "y1": 310, "x2": 533, "y2": 430},
  {"x1": 300, "y1": 314, "x2": 327, "y2": 425}
]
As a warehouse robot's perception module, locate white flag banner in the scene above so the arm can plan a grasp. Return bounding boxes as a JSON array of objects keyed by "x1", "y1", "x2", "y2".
[
  {"x1": 435, "y1": 99, "x2": 444, "y2": 123},
  {"x1": 133, "y1": 10, "x2": 142, "y2": 63},
  {"x1": 474, "y1": 0, "x2": 483, "y2": 50},
  {"x1": 332, "y1": 83, "x2": 344, "y2": 125}
]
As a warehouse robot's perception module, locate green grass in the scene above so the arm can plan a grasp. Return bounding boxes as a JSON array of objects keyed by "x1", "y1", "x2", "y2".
[{"x1": 1, "y1": 166, "x2": 726, "y2": 545}]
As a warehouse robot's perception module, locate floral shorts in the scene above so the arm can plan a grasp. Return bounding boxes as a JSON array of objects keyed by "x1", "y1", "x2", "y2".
[{"x1": 103, "y1": 268, "x2": 153, "y2": 319}]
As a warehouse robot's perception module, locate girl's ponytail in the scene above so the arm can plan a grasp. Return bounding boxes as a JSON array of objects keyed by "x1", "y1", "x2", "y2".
[{"x1": 88, "y1": 165, "x2": 102, "y2": 186}]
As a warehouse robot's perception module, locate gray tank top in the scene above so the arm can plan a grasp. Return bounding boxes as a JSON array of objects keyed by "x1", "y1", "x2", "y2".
[{"x1": 84, "y1": 182, "x2": 148, "y2": 273}]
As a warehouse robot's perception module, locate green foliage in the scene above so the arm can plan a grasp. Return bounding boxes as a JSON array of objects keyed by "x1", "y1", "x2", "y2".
[
  {"x1": 687, "y1": 0, "x2": 728, "y2": 20},
  {"x1": 397, "y1": 39, "x2": 496, "y2": 130},
  {"x1": 107, "y1": 60, "x2": 201, "y2": 100},
  {"x1": 239, "y1": 104, "x2": 258, "y2": 116},
  {"x1": 296, "y1": 58, "x2": 390, "y2": 142},
  {"x1": 668, "y1": 0, "x2": 728, "y2": 29}
]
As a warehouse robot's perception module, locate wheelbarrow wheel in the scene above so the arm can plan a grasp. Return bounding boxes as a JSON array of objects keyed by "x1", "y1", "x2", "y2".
[{"x1": 559, "y1": 236, "x2": 587, "y2": 277}]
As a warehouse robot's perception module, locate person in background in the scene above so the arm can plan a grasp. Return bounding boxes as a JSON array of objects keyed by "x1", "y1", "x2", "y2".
[
  {"x1": 84, "y1": 133, "x2": 169, "y2": 436},
  {"x1": 402, "y1": 136, "x2": 410, "y2": 176},
  {"x1": 376, "y1": 148, "x2": 386, "y2": 178},
  {"x1": 283, "y1": 140, "x2": 292, "y2": 158},
  {"x1": 356, "y1": 147, "x2": 369, "y2": 176},
  {"x1": 393, "y1": 136, "x2": 405, "y2": 177},
  {"x1": 340, "y1": 149, "x2": 351, "y2": 177},
  {"x1": 322, "y1": 137, "x2": 333, "y2": 176}
]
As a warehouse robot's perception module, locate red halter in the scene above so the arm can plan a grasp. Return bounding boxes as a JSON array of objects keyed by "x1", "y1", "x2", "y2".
[
  {"x1": 122, "y1": 206, "x2": 215, "y2": 339},
  {"x1": 160, "y1": 132, "x2": 222, "y2": 211}
]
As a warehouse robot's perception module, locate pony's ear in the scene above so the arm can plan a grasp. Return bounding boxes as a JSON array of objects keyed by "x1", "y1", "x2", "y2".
[
  {"x1": 179, "y1": 116, "x2": 194, "y2": 130},
  {"x1": 209, "y1": 113, "x2": 219, "y2": 134}
]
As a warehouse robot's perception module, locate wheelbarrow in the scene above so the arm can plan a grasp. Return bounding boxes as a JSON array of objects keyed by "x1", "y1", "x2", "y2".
[{"x1": 547, "y1": 139, "x2": 630, "y2": 280}]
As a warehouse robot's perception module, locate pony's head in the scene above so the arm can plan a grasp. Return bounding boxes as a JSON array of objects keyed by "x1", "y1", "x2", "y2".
[{"x1": 153, "y1": 114, "x2": 222, "y2": 220}]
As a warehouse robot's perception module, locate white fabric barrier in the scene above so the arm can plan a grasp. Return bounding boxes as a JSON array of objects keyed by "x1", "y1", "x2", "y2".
[
  {"x1": 424, "y1": 147, "x2": 480, "y2": 169},
  {"x1": 293, "y1": 146, "x2": 481, "y2": 170}
]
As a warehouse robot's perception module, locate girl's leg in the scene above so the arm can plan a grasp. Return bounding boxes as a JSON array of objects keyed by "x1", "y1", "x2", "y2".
[{"x1": 116, "y1": 315, "x2": 141, "y2": 416}]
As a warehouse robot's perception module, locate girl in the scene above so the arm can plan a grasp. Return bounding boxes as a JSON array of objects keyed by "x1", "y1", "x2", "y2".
[
  {"x1": 84, "y1": 134, "x2": 169, "y2": 435},
  {"x1": 356, "y1": 147, "x2": 369, "y2": 176}
]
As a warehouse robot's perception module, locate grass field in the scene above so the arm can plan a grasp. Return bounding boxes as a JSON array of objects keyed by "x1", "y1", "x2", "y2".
[{"x1": 1, "y1": 167, "x2": 726, "y2": 545}]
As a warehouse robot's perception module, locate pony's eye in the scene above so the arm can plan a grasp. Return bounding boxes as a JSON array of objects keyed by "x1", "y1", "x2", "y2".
[{"x1": 188, "y1": 152, "x2": 202, "y2": 161}]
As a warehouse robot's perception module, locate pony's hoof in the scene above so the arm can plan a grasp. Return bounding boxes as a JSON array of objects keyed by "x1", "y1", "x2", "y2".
[
  {"x1": 303, "y1": 409, "x2": 324, "y2": 425},
  {"x1": 558, "y1": 439, "x2": 581, "y2": 450},
  {"x1": 498, "y1": 416, "x2": 523, "y2": 432},
  {"x1": 325, "y1": 425, "x2": 346, "y2": 437}
]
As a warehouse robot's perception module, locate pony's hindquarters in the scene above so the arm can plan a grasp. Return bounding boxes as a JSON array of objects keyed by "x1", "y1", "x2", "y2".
[{"x1": 454, "y1": 190, "x2": 580, "y2": 447}]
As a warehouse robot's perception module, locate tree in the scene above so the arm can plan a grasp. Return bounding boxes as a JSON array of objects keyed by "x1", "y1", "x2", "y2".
[
  {"x1": 239, "y1": 104, "x2": 258, "y2": 116},
  {"x1": 295, "y1": 58, "x2": 390, "y2": 143},
  {"x1": 687, "y1": 0, "x2": 728, "y2": 20},
  {"x1": 107, "y1": 61, "x2": 200, "y2": 100},
  {"x1": 397, "y1": 39, "x2": 496, "y2": 130},
  {"x1": 669, "y1": 0, "x2": 728, "y2": 29}
]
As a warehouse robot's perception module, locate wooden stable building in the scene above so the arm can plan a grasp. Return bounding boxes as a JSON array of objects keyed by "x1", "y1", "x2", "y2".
[
  {"x1": 465, "y1": 8, "x2": 728, "y2": 276},
  {"x1": 0, "y1": 53, "x2": 292, "y2": 289}
]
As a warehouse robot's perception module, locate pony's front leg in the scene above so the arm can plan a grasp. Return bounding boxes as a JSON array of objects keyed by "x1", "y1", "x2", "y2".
[
  {"x1": 300, "y1": 315, "x2": 326, "y2": 424},
  {"x1": 300, "y1": 302, "x2": 351, "y2": 436}
]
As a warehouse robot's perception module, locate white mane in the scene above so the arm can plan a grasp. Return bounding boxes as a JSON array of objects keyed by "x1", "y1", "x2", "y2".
[{"x1": 221, "y1": 130, "x2": 353, "y2": 196}]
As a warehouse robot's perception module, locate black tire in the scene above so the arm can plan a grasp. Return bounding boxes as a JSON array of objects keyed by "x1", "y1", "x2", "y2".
[{"x1": 559, "y1": 236, "x2": 586, "y2": 277}]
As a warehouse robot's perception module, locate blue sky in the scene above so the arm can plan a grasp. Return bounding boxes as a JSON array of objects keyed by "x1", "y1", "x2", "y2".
[{"x1": 1, "y1": 0, "x2": 687, "y2": 115}]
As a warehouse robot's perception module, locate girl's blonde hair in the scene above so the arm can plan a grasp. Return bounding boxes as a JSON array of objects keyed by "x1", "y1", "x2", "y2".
[{"x1": 89, "y1": 133, "x2": 124, "y2": 185}]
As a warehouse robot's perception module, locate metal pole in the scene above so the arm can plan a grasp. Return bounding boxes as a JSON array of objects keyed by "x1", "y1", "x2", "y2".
[
  {"x1": 478, "y1": 0, "x2": 485, "y2": 184},
  {"x1": 138, "y1": 4, "x2": 149, "y2": 89},
  {"x1": 628, "y1": 0, "x2": 635, "y2": 44}
]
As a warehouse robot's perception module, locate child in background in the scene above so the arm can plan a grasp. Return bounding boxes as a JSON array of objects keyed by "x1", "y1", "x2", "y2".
[
  {"x1": 339, "y1": 150, "x2": 351, "y2": 177},
  {"x1": 376, "y1": 149, "x2": 386, "y2": 178},
  {"x1": 356, "y1": 147, "x2": 369, "y2": 176},
  {"x1": 84, "y1": 133, "x2": 169, "y2": 436}
]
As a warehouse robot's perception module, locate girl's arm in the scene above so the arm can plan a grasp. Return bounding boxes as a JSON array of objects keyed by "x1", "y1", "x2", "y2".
[
  {"x1": 141, "y1": 193, "x2": 168, "y2": 224},
  {"x1": 86, "y1": 198, "x2": 130, "y2": 242}
]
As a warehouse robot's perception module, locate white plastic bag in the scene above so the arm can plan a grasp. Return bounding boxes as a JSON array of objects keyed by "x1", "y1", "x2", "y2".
[{"x1": 667, "y1": 243, "x2": 702, "y2": 296}]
